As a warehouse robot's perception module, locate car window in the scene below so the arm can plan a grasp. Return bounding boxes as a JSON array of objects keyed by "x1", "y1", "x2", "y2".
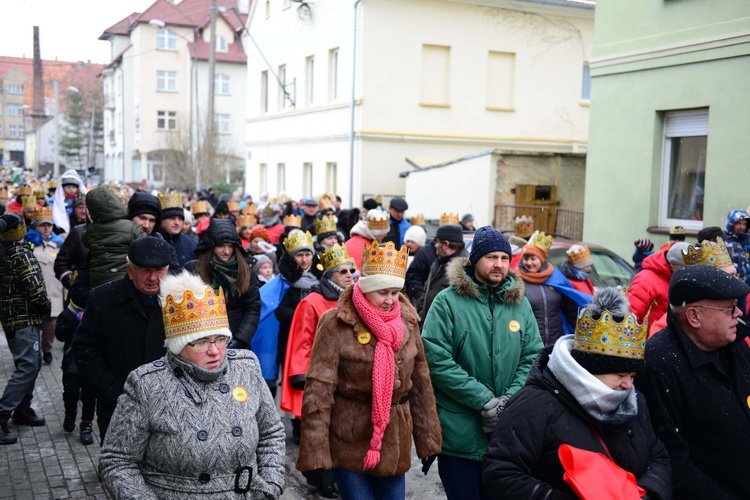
[{"x1": 548, "y1": 249, "x2": 635, "y2": 288}]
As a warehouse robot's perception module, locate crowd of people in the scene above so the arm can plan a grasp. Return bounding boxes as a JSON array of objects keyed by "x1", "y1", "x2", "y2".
[{"x1": 1, "y1": 169, "x2": 749, "y2": 500}]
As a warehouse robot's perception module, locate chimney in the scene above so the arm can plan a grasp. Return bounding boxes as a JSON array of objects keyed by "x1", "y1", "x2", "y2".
[{"x1": 31, "y1": 26, "x2": 47, "y2": 130}]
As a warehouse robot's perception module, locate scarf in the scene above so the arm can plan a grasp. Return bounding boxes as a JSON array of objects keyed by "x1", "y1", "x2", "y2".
[
  {"x1": 517, "y1": 261, "x2": 555, "y2": 284},
  {"x1": 547, "y1": 336, "x2": 638, "y2": 426},
  {"x1": 351, "y1": 282, "x2": 404, "y2": 471},
  {"x1": 566, "y1": 264, "x2": 591, "y2": 281},
  {"x1": 291, "y1": 270, "x2": 319, "y2": 290},
  {"x1": 210, "y1": 254, "x2": 239, "y2": 296}
]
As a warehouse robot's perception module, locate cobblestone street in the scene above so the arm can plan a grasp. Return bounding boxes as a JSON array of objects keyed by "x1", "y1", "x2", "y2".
[{"x1": 0, "y1": 332, "x2": 445, "y2": 499}]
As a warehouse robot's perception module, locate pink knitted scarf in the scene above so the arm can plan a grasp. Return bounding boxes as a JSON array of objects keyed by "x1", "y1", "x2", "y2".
[{"x1": 352, "y1": 282, "x2": 404, "y2": 471}]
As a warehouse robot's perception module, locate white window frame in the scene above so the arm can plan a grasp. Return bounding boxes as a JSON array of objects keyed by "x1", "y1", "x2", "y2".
[
  {"x1": 303, "y1": 163, "x2": 313, "y2": 197},
  {"x1": 326, "y1": 162, "x2": 337, "y2": 193},
  {"x1": 581, "y1": 63, "x2": 591, "y2": 101},
  {"x1": 305, "y1": 55, "x2": 315, "y2": 106},
  {"x1": 214, "y1": 113, "x2": 230, "y2": 134},
  {"x1": 157, "y1": 28, "x2": 177, "y2": 50},
  {"x1": 156, "y1": 70, "x2": 177, "y2": 91},
  {"x1": 279, "y1": 64, "x2": 288, "y2": 110},
  {"x1": 277, "y1": 163, "x2": 286, "y2": 191},
  {"x1": 659, "y1": 108, "x2": 709, "y2": 231},
  {"x1": 157, "y1": 110, "x2": 178, "y2": 130},
  {"x1": 216, "y1": 35, "x2": 228, "y2": 53},
  {"x1": 214, "y1": 74, "x2": 230, "y2": 94},
  {"x1": 260, "y1": 71, "x2": 269, "y2": 114},
  {"x1": 8, "y1": 104, "x2": 21, "y2": 116},
  {"x1": 328, "y1": 48, "x2": 339, "y2": 102},
  {"x1": 259, "y1": 163, "x2": 268, "y2": 192},
  {"x1": 9, "y1": 125, "x2": 16, "y2": 138}
]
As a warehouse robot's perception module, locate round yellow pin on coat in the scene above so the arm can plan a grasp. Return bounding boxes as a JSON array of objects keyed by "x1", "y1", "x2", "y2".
[
  {"x1": 232, "y1": 386, "x2": 248, "y2": 403},
  {"x1": 508, "y1": 320, "x2": 521, "y2": 333},
  {"x1": 358, "y1": 332, "x2": 371, "y2": 344}
]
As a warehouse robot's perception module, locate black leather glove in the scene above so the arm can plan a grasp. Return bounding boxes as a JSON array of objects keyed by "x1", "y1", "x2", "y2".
[
  {"x1": 227, "y1": 338, "x2": 249, "y2": 350},
  {"x1": 60, "y1": 274, "x2": 72, "y2": 290},
  {"x1": 421, "y1": 455, "x2": 437, "y2": 475}
]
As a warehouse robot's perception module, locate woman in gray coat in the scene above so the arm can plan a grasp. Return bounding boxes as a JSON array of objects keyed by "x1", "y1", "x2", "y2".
[{"x1": 99, "y1": 271, "x2": 285, "y2": 499}]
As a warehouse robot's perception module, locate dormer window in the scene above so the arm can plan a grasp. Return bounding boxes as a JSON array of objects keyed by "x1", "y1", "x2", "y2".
[
  {"x1": 157, "y1": 28, "x2": 177, "y2": 50},
  {"x1": 216, "y1": 35, "x2": 228, "y2": 53}
]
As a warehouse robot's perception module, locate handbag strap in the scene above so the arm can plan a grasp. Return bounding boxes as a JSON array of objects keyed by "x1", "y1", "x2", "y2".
[{"x1": 588, "y1": 425, "x2": 614, "y2": 461}]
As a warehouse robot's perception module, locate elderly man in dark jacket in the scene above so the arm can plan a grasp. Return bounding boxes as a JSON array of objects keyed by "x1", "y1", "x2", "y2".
[
  {"x1": 73, "y1": 238, "x2": 172, "y2": 443},
  {"x1": 636, "y1": 264, "x2": 750, "y2": 499}
]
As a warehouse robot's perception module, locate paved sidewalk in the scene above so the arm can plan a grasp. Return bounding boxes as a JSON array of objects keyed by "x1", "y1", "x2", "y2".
[{"x1": 0, "y1": 332, "x2": 445, "y2": 499}]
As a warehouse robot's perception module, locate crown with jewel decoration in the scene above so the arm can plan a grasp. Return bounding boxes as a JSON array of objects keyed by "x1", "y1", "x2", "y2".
[
  {"x1": 18, "y1": 185, "x2": 32, "y2": 197},
  {"x1": 515, "y1": 215, "x2": 533, "y2": 238},
  {"x1": 682, "y1": 237, "x2": 733, "y2": 268},
  {"x1": 283, "y1": 230, "x2": 314, "y2": 254},
  {"x1": 409, "y1": 213, "x2": 425, "y2": 226},
  {"x1": 191, "y1": 201, "x2": 210, "y2": 216},
  {"x1": 566, "y1": 244, "x2": 593, "y2": 268},
  {"x1": 283, "y1": 214, "x2": 301, "y2": 228},
  {"x1": 241, "y1": 203, "x2": 257, "y2": 216},
  {"x1": 32, "y1": 206, "x2": 54, "y2": 222},
  {"x1": 440, "y1": 212, "x2": 460, "y2": 225},
  {"x1": 22, "y1": 193, "x2": 37, "y2": 209},
  {"x1": 163, "y1": 286, "x2": 230, "y2": 341},
  {"x1": 261, "y1": 200, "x2": 279, "y2": 217},
  {"x1": 669, "y1": 226, "x2": 686, "y2": 236},
  {"x1": 0, "y1": 215, "x2": 27, "y2": 242},
  {"x1": 313, "y1": 214, "x2": 337, "y2": 236},
  {"x1": 159, "y1": 191, "x2": 182, "y2": 210},
  {"x1": 318, "y1": 195, "x2": 333, "y2": 210},
  {"x1": 47, "y1": 180, "x2": 58, "y2": 189},
  {"x1": 574, "y1": 308, "x2": 648, "y2": 360},
  {"x1": 33, "y1": 188, "x2": 46, "y2": 200},
  {"x1": 526, "y1": 230, "x2": 553, "y2": 256},
  {"x1": 362, "y1": 241, "x2": 409, "y2": 279},
  {"x1": 319, "y1": 243, "x2": 355, "y2": 272},
  {"x1": 238, "y1": 214, "x2": 257, "y2": 228},
  {"x1": 367, "y1": 207, "x2": 390, "y2": 234}
]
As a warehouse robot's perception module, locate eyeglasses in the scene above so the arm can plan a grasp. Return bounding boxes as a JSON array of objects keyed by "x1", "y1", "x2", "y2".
[
  {"x1": 187, "y1": 336, "x2": 230, "y2": 353},
  {"x1": 337, "y1": 268, "x2": 354, "y2": 275},
  {"x1": 691, "y1": 300, "x2": 738, "y2": 316}
]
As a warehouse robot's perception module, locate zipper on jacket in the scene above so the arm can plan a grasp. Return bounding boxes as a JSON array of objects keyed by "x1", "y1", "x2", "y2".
[{"x1": 541, "y1": 286, "x2": 549, "y2": 345}]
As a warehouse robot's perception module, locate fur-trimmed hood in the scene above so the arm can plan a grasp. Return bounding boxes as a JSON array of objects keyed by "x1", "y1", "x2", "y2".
[{"x1": 445, "y1": 256, "x2": 526, "y2": 304}]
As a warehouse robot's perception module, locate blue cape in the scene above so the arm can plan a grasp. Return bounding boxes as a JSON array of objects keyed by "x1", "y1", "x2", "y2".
[
  {"x1": 251, "y1": 275, "x2": 290, "y2": 381},
  {"x1": 544, "y1": 268, "x2": 592, "y2": 335}
]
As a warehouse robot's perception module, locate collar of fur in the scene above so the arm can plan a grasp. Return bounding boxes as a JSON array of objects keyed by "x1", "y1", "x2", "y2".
[
  {"x1": 335, "y1": 285, "x2": 420, "y2": 331},
  {"x1": 446, "y1": 256, "x2": 525, "y2": 304}
]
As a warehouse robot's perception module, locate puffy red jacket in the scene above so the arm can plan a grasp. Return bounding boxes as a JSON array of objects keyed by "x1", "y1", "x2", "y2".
[{"x1": 628, "y1": 251, "x2": 672, "y2": 324}]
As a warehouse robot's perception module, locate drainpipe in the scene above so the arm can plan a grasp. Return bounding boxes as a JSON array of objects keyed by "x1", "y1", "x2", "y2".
[{"x1": 348, "y1": 0, "x2": 363, "y2": 208}]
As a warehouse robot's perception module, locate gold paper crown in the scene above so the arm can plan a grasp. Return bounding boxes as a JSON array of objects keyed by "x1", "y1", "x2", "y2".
[
  {"x1": 362, "y1": 241, "x2": 409, "y2": 279},
  {"x1": 47, "y1": 179, "x2": 58, "y2": 189},
  {"x1": 238, "y1": 214, "x2": 257, "y2": 228},
  {"x1": 283, "y1": 230, "x2": 314, "y2": 254},
  {"x1": 0, "y1": 187, "x2": 7, "y2": 198},
  {"x1": 573, "y1": 309, "x2": 647, "y2": 360},
  {"x1": 319, "y1": 243, "x2": 355, "y2": 272},
  {"x1": 515, "y1": 215, "x2": 533, "y2": 238},
  {"x1": 0, "y1": 214, "x2": 27, "y2": 242},
  {"x1": 159, "y1": 191, "x2": 182, "y2": 210},
  {"x1": 227, "y1": 201, "x2": 239, "y2": 212},
  {"x1": 163, "y1": 287, "x2": 229, "y2": 341},
  {"x1": 283, "y1": 214, "x2": 301, "y2": 228},
  {"x1": 191, "y1": 201, "x2": 209, "y2": 215},
  {"x1": 440, "y1": 212, "x2": 460, "y2": 225},
  {"x1": 526, "y1": 230, "x2": 553, "y2": 256},
  {"x1": 682, "y1": 237, "x2": 733, "y2": 268},
  {"x1": 313, "y1": 215, "x2": 337, "y2": 236},
  {"x1": 566, "y1": 244, "x2": 592, "y2": 267},
  {"x1": 33, "y1": 206, "x2": 54, "y2": 222},
  {"x1": 22, "y1": 194, "x2": 37, "y2": 209},
  {"x1": 669, "y1": 226, "x2": 686, "y2": 236},
  {"x1": 241, "y1": 203, "x2": 257, "y2": 216},
  {"x1": 408, "y1": 213, "x2": 425, "y2": 226},
  {"x1": 318, "y1": 195, "x2": 333, "y2": 211},
  {"x1": 18, "y1": 185, "x2": 32, "y2": 197},
  {"x1": 367, "y1": 208, "x2": 390, "y2": 232},
  {"x1": 33, "y1": 188, "x2": 46, "y2": 199},
  {"x1": 261, "y1": 201, "x2": 278, "y2": 217}
]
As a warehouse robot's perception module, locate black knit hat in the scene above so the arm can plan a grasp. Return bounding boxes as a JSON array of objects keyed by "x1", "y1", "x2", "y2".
[
  {"x1": 363, "y1": 198, "x2": 379, "y2": 210},
  {"x1": 469, "y1": 226, "x2": 512, "y2": 265},
  {"x1": 214, "y1": 200, "x2": 230, "y2": 215},
  {"x1": 128, "y1": 193, "x2": 162, "y2": 224},
  {"x1": 195, "y1": 219, "x2": 242, "y2": 254}
]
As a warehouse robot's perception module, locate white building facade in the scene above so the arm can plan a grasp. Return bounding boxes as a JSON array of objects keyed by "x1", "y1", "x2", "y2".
[{"x1": 244, "y1": 0, "x2": 594, "y2": 207}]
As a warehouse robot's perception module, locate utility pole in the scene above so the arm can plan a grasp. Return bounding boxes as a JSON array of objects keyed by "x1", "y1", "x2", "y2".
[
  {"x1": 206, "y1": 0, "x2": 217, "y2": 189},
  {"x1": 53, "y1": 80, "x2": 59, "y2": 178}
]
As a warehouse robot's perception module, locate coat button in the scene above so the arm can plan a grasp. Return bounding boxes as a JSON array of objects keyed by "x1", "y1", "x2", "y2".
[
  {"x1": 197, "y1": 430, "x2": 208, "y2": 441},
  {"x1": 219, "y1": 383, "x2": 230, "y2": 393},
  {"x1": 198, "y1": 472, "x2": 210, "y2": 483},
  {"x1": 628, "y1": 428, "x2": 634, "y2": 438},
  {"x1": 232, "y1": 426, "x2": 242, "y2": 437},
  {"x1": 153, "y1": 360, "x2": 165, "y2": 367},
  {"x1": 227, "y1": 349, "x2": 236, "y2": 357}
]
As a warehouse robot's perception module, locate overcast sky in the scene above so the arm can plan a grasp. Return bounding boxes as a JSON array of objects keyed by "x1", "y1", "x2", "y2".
[{"x1": 5, "y1": 0, "x2": 156, "y2": 64}]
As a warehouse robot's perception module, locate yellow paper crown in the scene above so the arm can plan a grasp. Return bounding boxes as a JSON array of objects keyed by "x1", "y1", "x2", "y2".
[
  {"x1": 238, "y1": 214, "x2": 257, "y2": 228},
  {"x1": 362, "y1": 241, "x2": 409, "y2": 279},
  {"x1": 47, "y1": 179, "x2": 59, "y2": 189},
  {"x1": 33, "y1": 188, "x2": 46, "y2": 200},
  {"x1": 669, "y1": 226, "x2": 686, "y2": 236},
  {"x1": 191, "y1": 201, "x2": 209, "y2": 216},
  {"x1": 283, "y1": 214, "x2": 301, "y2": 228},
  {"x1": 440, "y1": 212, "x2": 460, "y2": 225},
  {"x1": 241, "y1": 203, "x2": 257, "y2": 216},
  {"x1": 163, "y1": 287, "x2": 229, "y2": 341},
  {"x1": 159, "y1": 191, "x2": 182, "y2": 210},
  {"x1": 18, "y1": 185, "x2": 32, "y2": 197},
  {"x1": 566, "y1": 244, "x2": 592, "y2": 267},
  {"x1": 261, "y1": 201, "x2": 278, "y2": 217},
  {"x1": 318, "y1": 195, "x2": 333, "y2": 211},
  {"x1": 22, "y1": 194, "x2": 37, "y2": 209},
  {"x1": 682, "y1": 237, "x2": 733, "y2": 268},
  {"x1": 515, "y1": 215, "x2": 533, "y2": 238},
  {"x1": 313, "y1": 215, "x2": 337, "y2": 236},
  {"x1": 33, "y1": 206, "x2": 54, "y2": 222},
  {"x1": 408, "y1": 213, "x2": 425, "y2": 226},
  {"x1": 367, "y1": 208, "x2": 390, "y2": 233},
  {"x1": 573, "y1": 309, "x2": 648, "y2": 360},
  {"x1": 319, "y1": 243, "x2": 355, "y2": 272},
  {"x1": 283, "y1": 230, "x2": 314, "y2": 254},
  {"x1": 528, "y1": 230, "x2": 553, "y2": 256},
  {"x1": 227, "y1": 201, "x2": 239, "y2": 212}
]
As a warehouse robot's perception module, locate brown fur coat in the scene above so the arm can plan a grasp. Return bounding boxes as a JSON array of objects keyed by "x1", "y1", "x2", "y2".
[{"x1": 296, "y1": 286, "x2": 442, "y2": 476}]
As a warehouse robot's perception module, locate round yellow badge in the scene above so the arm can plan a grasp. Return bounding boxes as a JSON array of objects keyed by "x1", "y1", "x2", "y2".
[
  {"x1": 317, "y1": 263, "x2": 324, "y2": 271},
  {"x1": 508, "y1": 320, "x2": 521, "y2": 333},
  {"x1": 747, "y1": 395, "x2": 750, "y2": 409},
  {"x1": 232, "y1": 386, "x2": 248, "y2": 403},
  {"x1": 358, "y1": 332, "x2": 371, "y2": 344}
]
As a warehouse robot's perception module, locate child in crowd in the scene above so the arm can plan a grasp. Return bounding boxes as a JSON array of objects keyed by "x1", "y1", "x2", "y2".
[{"x1": 254, "y1": 254, "x2": 276, "y2": 286}]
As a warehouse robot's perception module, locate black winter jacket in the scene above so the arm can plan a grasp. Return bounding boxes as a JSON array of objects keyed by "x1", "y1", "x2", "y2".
[
  {"x1": 483, "y1": 347, "x2": 671, "y2": 500},
  {"x1": 420, "y1": 248, "x2": 468, "y2": 321},
  {"x1": 157, "y1": 227, "x2": 198, "y2": 267},
  {"x1": 404, "y1": 240, "x2": 436, "y2": 302},
  {"x1": 54, "y1": 223, "x2": 89, "y2": 289}
]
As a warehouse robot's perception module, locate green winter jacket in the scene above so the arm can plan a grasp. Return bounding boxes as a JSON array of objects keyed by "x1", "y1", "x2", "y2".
[
  {"x1": 422, "y1": 257, "x2": 543, "y2": 461},
  {"x1": 83, "y1": 187, "x2": 144, "y2": 288}
]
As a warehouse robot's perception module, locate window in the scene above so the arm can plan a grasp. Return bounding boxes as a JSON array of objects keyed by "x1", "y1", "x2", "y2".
[
  {"x1": 214, "y1": 113, "x2": 230, "y2": 133},
  {"x1": 216, "y1": 36, "x2": 228, "y2": 53},
  {"x1": 8, "y1": 104, "x2": 21, "y2": 116},
  {"x1": 157, "y1": 111, "x2": 177, "y2": 130},
  {"x1": 278, "y1": 64, "x2": 288, "y2": 109},
  {"x1": 156, "y1": 70, "x2": 177, "y2": 91},
  {"x1": 328, "y1": 48, "x2": 339, "y2": 102},
  {"x1": 19, "y1": 125, "x2": 24, "y2": 136},
  {"x1": 581, "y1": 63, "x2": 591, "y2": 101},
  {"x1": 420, "y1": 44, "x2": 451, "y2": 107},
  {"x1": 0, "y1": 125, "x2": 3, "y2": 137},
  {"x1": 660, "y1": 109, "x2": 708, "y2": 229},
  {"x1": 214, "y1": 74, "x2": 230, "y2": 94},
  {"x1": 303, "y1": 163, "x2": 313, "y2": 197},
  {"x1": 486, "y1": 51, "x2": 515, "y2": 111},
  {"x1": 260, "y1": 71, "x2": 269, "y2": 114},
  {"x1": 157, "y1": 28, "x2": 177, "y2": 50},
  {"x1": 8, "y1": 84, "x2": 22, "y2": 94},
  {"x1": 259, "y1": 163, "x2": 268, "y2": 192},
  {"x1": 326, "y1": 162, "x2": 337, "y2": 193},
  {"x1": 264, "y1": 0, "x2": 270, "y2": 18},
  {"x1": 276, "y1": 163, "x2": 286, "y2": 191},
  {"x1": 305, "y1": 55, "x2": 314, "y2": 106},
  {"x1": 9, "y1": 126, "x2": 16, "y2": 138}
]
